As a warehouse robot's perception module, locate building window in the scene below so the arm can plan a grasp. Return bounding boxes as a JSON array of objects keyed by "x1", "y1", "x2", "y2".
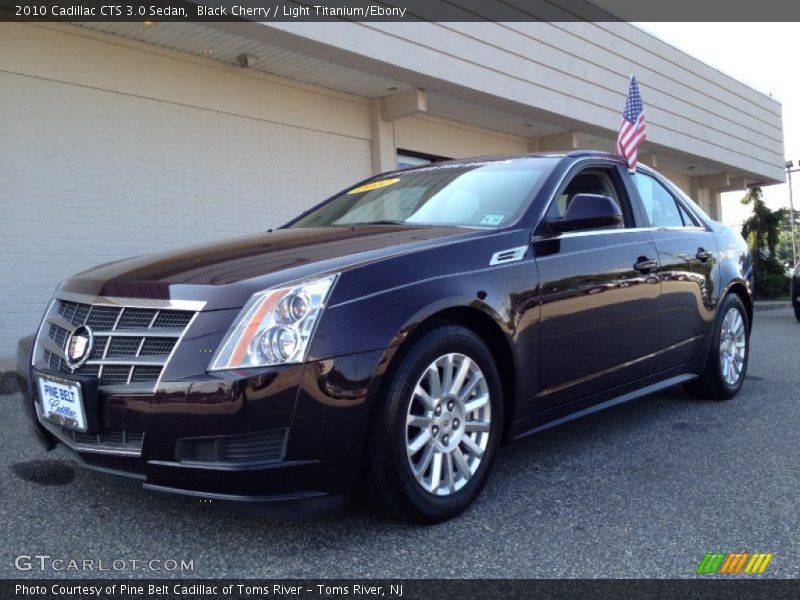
[{"x1": 397, "y1": 149, "x2": 450, "y2": 170}]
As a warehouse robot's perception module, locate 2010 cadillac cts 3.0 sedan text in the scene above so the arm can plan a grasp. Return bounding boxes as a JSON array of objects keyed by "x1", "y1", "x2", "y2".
[{"x1": 17, "y1": 151, "x2": 753, "y2": 523}]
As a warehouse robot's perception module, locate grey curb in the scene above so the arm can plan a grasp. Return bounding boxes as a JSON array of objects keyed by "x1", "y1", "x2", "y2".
[{"x1": 753, "y1": 301, "x2": 792, "y2": 312}]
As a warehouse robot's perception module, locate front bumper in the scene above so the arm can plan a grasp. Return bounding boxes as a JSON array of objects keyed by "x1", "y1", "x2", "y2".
[{"x1": 19, "y1": 342, "x2": 389, "y2": 517}]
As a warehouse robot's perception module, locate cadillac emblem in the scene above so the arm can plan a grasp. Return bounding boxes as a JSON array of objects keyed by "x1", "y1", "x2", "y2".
[{"x1": 65, "y1": 325, "x2": 94, "y2": 369}]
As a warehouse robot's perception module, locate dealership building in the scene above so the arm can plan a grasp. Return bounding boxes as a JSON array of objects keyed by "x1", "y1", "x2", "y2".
[{"x1": 0, "y1": 17, "x2": 785, "y2": 362}]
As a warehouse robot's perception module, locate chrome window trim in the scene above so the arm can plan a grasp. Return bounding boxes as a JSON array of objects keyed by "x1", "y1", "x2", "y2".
[
  {"x1": 651, "y1": 226, "x2": 708, "y2": 233},
  {"x1": 531, "y1": 227, "x2": 655, "y2": 242},
  {"x1": 56, "y1": 291, "x2": 206, "y2": 312},
  {"x1": 530, "y1": 225, "x2": 709, "y2": 244}
]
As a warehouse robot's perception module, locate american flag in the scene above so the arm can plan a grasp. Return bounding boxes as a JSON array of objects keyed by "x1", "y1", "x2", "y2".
[{"x1": 617, "y1": 76, "x2": 647, "y2": 171}]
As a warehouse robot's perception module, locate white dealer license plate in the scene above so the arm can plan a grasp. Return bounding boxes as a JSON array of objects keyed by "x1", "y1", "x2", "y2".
[{"x1": 37, "y1": 375, "x2": 87, "y2": 432}]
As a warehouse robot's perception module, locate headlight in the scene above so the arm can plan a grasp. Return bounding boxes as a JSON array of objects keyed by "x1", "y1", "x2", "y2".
[{"x1": 208, "y1": 273, "x2": 338, "y2": 371}]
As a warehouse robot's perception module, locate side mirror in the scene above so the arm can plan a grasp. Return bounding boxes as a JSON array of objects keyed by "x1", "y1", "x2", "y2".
[{"x1": 549, "y1": 194, "x2": 623, "y2": 233}]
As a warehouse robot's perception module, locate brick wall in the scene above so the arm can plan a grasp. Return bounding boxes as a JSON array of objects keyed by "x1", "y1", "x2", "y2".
[{"x1": 0, "y1": 70, "x2": 371, "y2": 358}]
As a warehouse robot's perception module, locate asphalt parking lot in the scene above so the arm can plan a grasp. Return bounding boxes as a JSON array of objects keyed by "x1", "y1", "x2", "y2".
[{"x1": 1, "y1": 308, "x2": 798, "y2": 579}]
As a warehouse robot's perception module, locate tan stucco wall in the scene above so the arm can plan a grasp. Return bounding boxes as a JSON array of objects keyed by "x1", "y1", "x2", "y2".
[
  {"x1": 0, "y1": 22, "x2": 379, "y2": 358},
  {"x1": 0, "y1": 22, "x2": 372, "y2": 141},
  {"x1": 0, "y1": 22, "x2": 560, "y2": 358},
  {"x1": 394, "y1": 114, "x2": 529, "y2": 159},
  {"x1": 659, "y1": 170, "x2": 692, "y2": 195},
  {"x1": 262, "y1": 20, "x2": 784, "y2": 183}
]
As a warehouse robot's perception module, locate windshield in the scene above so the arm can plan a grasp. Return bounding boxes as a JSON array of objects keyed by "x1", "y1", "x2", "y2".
[{"x1": 289, "y1": 158, "x2": 558, "y2": 229}]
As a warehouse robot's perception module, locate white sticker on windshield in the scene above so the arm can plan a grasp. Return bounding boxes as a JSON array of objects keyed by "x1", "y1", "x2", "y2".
[{"x1": 481, "y1": 214, "x2": 505, "y2": 226}]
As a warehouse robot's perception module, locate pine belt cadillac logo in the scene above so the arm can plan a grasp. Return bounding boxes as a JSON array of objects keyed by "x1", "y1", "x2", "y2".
[{"x1": 65, "y1": 325, "x2": 94, "y2": 369}]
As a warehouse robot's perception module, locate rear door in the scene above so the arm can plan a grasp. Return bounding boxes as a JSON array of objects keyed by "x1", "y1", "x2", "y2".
[
  {"x1": 531, "y1": 160, "x2": 661, "y2": 410},
  {"x1": 628, "y1": 169, "x2": 719, "y2": 370}
]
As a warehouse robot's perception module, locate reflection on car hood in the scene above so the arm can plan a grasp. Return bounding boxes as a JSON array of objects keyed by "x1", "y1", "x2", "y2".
[{"x1": 61, "y1": 225, "x2": 485, "y2": 307}]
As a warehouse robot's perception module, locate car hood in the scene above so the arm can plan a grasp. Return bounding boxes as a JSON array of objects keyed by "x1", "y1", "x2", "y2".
[{"x1": 59, "y1": 225, "x2": 486, "y2": 310}]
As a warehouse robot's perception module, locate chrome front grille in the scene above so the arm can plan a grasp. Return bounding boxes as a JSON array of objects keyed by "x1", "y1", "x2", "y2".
[{"x1": 36, "y1": 296, "x2": 199, "y2": 391}]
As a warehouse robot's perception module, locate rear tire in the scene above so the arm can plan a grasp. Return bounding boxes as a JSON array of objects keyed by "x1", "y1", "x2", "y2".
[
  {"x1": 684, "y1": 293, "x2": 749, "y2": 400},
  {"x1": 366, "y1": 323, "x2": 503, "y2": 524},
  {"x1": 794, "y1": 303, "x2": 800, "y2": 322}
]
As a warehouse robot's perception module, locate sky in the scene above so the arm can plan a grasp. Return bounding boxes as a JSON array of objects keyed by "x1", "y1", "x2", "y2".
[{"x1": 636, "y1": 22, "x2": 799, "y2": 228}]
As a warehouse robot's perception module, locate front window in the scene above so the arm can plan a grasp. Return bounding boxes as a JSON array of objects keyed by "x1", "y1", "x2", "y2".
[
  {"x1": 290, "y1": 158, "x2": 558, "y2": 229},
  {"x1": 545, "y1": 168, "x2": 630, "y2": 228}
]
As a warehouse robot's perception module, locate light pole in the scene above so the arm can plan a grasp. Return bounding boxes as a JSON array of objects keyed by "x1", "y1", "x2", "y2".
[{"x1": 786, "y1": 160, "x2": 798, "y2": 268}]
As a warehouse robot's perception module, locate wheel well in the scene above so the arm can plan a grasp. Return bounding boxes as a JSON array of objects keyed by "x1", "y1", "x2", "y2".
[
  {"x1": 727, "y1": 282, "x2": 753, "y2": 331},
  {"x1": 409, "y1": 306, "x2": 517, "y2": 442}
]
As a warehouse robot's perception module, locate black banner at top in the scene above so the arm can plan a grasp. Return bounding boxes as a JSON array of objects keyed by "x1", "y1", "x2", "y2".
[{"x1": 2, "y1": 0, "x2": 800, "y2": 22}]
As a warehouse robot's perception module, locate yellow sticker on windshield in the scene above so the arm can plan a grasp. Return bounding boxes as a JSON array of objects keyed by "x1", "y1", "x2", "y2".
[{"x1": 347, "y1": 178, "x2": 400, "y2": 195}]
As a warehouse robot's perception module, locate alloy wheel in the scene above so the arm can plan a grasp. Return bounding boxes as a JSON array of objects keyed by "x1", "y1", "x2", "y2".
[
  {"x1": 405, "y1": 353, "x2": 491, "y2": 496},
  {"x1": 719, "y1": 307, "x2": 746, "y2": 386}
]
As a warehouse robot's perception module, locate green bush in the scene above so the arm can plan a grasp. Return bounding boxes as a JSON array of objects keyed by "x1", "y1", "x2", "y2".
[
  {"x1": 753, "y1": 255, "x2": 790, "y2": 299},
  {"x1": 740, "y1": 186, "x2": 791, "y2": 299},
  {"x1": 756, "y1": 272, "x2": 790, "y2": 299}
]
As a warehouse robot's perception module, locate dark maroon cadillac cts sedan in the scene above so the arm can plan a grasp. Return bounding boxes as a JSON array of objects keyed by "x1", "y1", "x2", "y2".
[{"x1": 17, "y1": 151, "x2": 753, "y2": 523}]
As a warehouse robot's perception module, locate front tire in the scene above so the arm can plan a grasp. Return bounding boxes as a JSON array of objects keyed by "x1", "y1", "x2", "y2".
[
  {"x1": 366, "y1": 324, "x2": 503, "y2": 524},
  {"x1": 685, "y1": 293, "x2": 750, "y2": 400}
]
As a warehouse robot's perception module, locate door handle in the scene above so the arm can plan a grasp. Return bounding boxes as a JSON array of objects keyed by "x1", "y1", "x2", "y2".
[
  {"x1": 633, "y1": 257, "x2": 658, "y2": 273},
  {"x1": 696, "y1": 248, "x2": 713, "y2": 262}
]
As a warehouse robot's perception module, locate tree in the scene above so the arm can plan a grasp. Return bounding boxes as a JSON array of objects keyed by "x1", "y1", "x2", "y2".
[
  {"x1": 740, "y1": 186, "x2": 790, "y2": 299},
  {"x1": 775, "y1": 208, "x2": 799, "y2": 268}
]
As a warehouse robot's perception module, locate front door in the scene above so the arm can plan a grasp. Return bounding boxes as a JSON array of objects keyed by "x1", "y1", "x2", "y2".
[{"x1": 532, "y1": 163, "x2": 661, "y2": 411}]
